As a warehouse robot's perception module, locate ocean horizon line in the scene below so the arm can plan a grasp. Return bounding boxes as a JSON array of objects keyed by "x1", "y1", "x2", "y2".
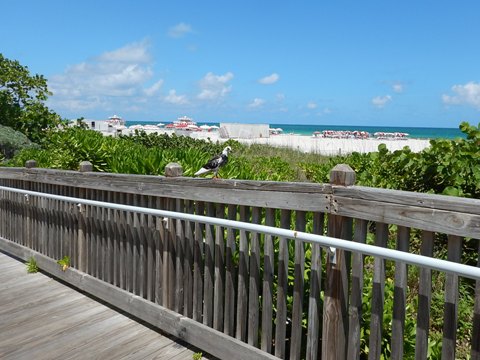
[{"x1": 123, "y1": 120, "x2": 465, "y2": 140}]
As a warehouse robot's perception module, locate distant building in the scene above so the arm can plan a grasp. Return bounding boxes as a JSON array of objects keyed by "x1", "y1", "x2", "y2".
[
  {"x1": 69, "y1": 115, "x2": 126, "y2": 135},
  {"x1": 219, "y1": 123, "x2": 270, "y2": 139}
]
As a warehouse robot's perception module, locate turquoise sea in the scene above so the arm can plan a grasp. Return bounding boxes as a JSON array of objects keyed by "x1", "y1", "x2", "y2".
[{"x1": 125, "y1": 121, "x2": 465, "y2": 140}]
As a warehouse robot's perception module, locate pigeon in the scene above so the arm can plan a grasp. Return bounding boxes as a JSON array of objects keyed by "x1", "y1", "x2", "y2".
[{"x1": 194, "y1": 146, "x2": 231, "y2": 178}]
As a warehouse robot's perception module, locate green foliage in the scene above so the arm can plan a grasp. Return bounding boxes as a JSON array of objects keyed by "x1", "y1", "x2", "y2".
[
  {"x1": 300, "y1": 121, "x2": 480, "y2": 198},
  {"x1": 0, "y1": 54, "x2": 61, "y2": 142},
  {"x1": 0, "y1": 124, "x2": 35, "y2": 159},
  {"x1": 26, "y1": 256, "x2": 39, "y2": 273},
  {"x1": 57, "y1": 255, "x2": 70, "y2": 271},
  {"x1": 192, "y1": 352, "x2": 203, "y2": 360}
]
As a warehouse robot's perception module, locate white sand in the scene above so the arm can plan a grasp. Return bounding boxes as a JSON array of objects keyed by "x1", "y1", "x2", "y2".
[
  {"x1": 112, "y1": 128, "x2": 431, "y2": 155},
  {"x1": 234, "y1": 134, "x2": 431, "y2": 155}
]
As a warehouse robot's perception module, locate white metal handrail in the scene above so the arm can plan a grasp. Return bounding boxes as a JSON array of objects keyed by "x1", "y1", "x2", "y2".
[{"x1": 1, "y1": 185, "x2": 479, "y2": 280}]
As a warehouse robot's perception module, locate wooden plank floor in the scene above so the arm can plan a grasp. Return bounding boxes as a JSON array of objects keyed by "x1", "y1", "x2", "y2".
[{"x1": 0, "y1": 252, "x2": 207, "y2": 360}]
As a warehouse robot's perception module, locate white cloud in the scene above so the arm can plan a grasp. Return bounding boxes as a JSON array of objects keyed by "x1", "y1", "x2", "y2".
[
  {"x1": 98, "y1": 42, "x2": 152, "y2": 63},
  {"x1": 392, "y1": 82, "x2": 404, "y2": 93},
  {"x1": 197, "y1": 72, "x2": 234, "y2": 100},
  {"x1": 442, "y1": 82, "x2": 480, "y2": 109},
  {"x1": 372, "y1": 95, "x2": 392, "y2": 108},
  {"x1": 258, "y1": 73, "x2": 279, "y2": 85},
  {"x1": 168, "y1": 23, "x2": 193, "y2": 38},
  {"x1": 248, "y1": 98, "x2": 265, "y2": 108},
  {"x1": 48, "y1": 41, "x2": 155, "y2": 112},
  {"x1": 164, "y1": 89, "x2": 188, "y2": 105},
  {"x1": 144, "y1": 80, "x2": 164, "y2": 96},
  {"x1": 307, "y1": 101, "x2": 318, "y2": 109}
]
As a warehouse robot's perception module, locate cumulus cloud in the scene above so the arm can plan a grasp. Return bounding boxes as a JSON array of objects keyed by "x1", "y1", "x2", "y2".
[
  {"x1": 98, "y1": 42, "x2": 152, "y2": 63},
  {"x1": 372, "y1": 95, "x2": 392, "y2": 108},
  {"x1": 164, "y1": 89, "x2": 188, "y2": 105},
  {"x1": 197, "y1": 72, "x2": 234, "y2": 100},
  {"x1": 258, "y1": 73, "x2": 279, "y2": 85},
  {"x1": 442, "y1": 82, "x2": 480, "y2": 109},
  {"x1": 168, "y1": 22, "x2": 193, "y2": 38},
  {"x1": 48, "y1": 41, "x2": 156, "y2": 112},
  {"x1": 248, "y1": 98, "x2": 265, "y2": 108}
]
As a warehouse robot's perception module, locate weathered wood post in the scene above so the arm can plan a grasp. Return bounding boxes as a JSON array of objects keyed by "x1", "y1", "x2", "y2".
[
  {"x1": 165, "y1": 162, "x2": 183, "y2": 177},
  {"x1": 322, "y1": 164, "x2": 355, "y2": 360},
  {"x1": 25, "y1": 160, "x2": 37, "y2": 168},
  {"x1": 163, "y1": 163, "x2": 183, "y2": 309},
  {"x1": 77, "y1": 161, "x2": 92, "y2": 272}
]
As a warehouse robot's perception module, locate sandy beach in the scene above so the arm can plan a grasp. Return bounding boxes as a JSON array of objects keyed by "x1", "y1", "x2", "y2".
[
  {"x1": 234, "y1": 134, "x2": 431, "y2": 155},
  {"x1": 115, "y1": 128, "x2": 431, "y2": 155}
]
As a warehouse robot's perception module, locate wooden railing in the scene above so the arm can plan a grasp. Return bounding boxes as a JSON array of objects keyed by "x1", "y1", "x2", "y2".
[{"x1": 0, "y1": 161, "x2": 479, "y2": 360}]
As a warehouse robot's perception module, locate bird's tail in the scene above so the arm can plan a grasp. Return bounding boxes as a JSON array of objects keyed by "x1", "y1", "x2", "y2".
[{"x1": 194, "y1": 167, "x2": 210, "y2": 176}]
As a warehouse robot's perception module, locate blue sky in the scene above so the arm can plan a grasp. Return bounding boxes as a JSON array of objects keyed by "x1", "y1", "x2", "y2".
[{"x1": 2, "y1": 0, "x2": 479, "y2": 127}]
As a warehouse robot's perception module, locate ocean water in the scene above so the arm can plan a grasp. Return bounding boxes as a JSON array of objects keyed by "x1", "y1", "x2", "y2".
[
  {"x1": 268, "y1": 124, "x2": 465, "y2": 140},
  {"x1": 125, "y1": 121, "x2": 465, "y2": 140}
]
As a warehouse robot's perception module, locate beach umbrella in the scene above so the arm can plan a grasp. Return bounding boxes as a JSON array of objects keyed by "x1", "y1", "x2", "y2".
[
  {"x1": 157, "y1": 123, "x2": 165, "y2": 127},
  {"x1": 200, "y1": 124, "x2": 211, "y2": 130},
  {"x1": 210, "y1": 125, "x2": 219, "y2": 129}
]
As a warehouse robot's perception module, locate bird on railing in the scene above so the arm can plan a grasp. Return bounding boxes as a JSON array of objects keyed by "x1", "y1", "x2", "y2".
[{"x1": 194, "y1": 146, "x2": 231, "y2": 179}]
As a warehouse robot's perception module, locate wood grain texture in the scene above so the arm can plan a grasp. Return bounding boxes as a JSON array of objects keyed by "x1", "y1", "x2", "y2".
[{"x1": 0, "y1": 252, "x2": 203, "y2": 360}]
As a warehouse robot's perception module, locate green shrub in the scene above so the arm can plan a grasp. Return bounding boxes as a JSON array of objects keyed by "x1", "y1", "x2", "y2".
[{"x1": 0, "y1": 124, "x2": 36, "y2": 160}]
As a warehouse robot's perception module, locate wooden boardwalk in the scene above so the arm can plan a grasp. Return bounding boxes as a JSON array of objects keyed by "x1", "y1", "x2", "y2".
[{"x1": 0, "y1": 252, "x2": 206, "y2": 360}]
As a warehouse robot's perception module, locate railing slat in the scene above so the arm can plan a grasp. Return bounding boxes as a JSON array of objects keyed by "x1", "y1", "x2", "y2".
[
  {"x1": 193, "y1": 201, "x2": 205, "y2": 322},
  {"x1": 274, "y1": 209, "x2": 291, "y2": 359},
  {"x1": 391, "y1": 226, "x2": 410, "y2": 360},
  {"x1": 248, "y1": 207, "x2": 261, "y2": 347},
  {"x1": 164, "y1": 198, "x2": 176, "y2": 308},
  {"x1": 442, "y1": 235, "x2": 462, "y2": 359},
  {"x1": 214, "y1": 203, "x2": 226, "y2": 331},
  {"x1": 236, "y1": 205, "x2": 250, "y2": 342},
  {"x1": 155, "y1": 196, "x2": 165, "y2": 305},
  {"x1": 261, "y1": 207, "x2": 275, "y2": 353},
  {"x1": 347, "y1": 219, "x2": 367, "y2": 360},
  {"x1": 290, "y1": 211, "x2": 306, "y2": 360},
  {"x1": 105, "y1": 191, "x2": 113, "y2": 285},
  {"x1": 306, "y1": 212, "x2": 324, "y2": 359},
  {"x1": 472, "y1": 238, "x2": 480, "y2": 360},
  {"x1": 40, "y1": 182, "x2": 48, "y2": 256},
  {"x1": 203, "y1": 202, "x2": 215, "y2": 327},
  {"x1": 126, "y1": 193, "x2": 134, "y2": 294},
  {"x1": 175, "y1": 198, "x2": 185, "y2": 312},
  {"x1": 117, "y1": 192, "x2": 126, "y2": 290},
  {"x1": 133, "y1": 193, "x2": 142, "y2": 296},
  {"x1": 224, "y1": 204, "x2": 237, "y2": 336},
  {"x1": 368, "y1": 222, "x2": 388, "y2": 360},
  {"x1": 183, "y1": 199, "x2": 195, "y2": 318}
]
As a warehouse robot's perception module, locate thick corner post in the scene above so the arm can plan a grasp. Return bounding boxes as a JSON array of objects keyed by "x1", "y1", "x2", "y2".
[
  {"x1": 165, "y1": 162, "x2": 183, "y2": 178},
  {"x1": 322, "y1": 164, "x2": 355, "y2": 360},
  {"x1": 25, "y1": 160, "x2": 37, "y2": 169}
]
